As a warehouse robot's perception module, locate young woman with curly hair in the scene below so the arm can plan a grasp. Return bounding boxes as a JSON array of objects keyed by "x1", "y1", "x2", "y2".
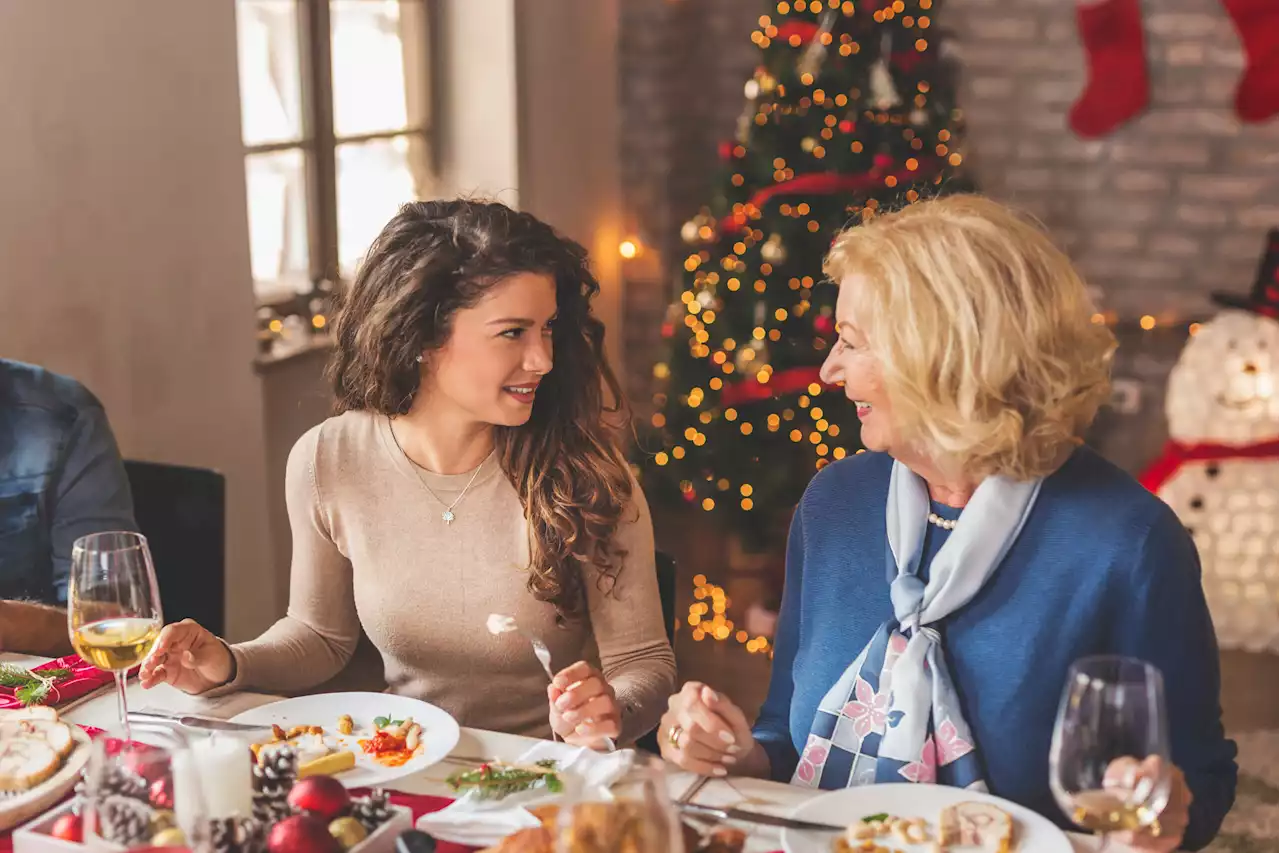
[{"x1": 141, "y1": 200, "x2": 676, "y2": 747}]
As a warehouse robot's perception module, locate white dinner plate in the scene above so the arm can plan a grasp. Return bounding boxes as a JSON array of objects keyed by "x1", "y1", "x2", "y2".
[
  {"x1": 781, "y1": 783, "x2": 1073, "y2": 853},
  {"x1": 229, "y1": 691, "x2": 460, "y2": 788}
]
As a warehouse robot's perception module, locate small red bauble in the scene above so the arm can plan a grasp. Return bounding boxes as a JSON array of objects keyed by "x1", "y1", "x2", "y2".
[
  {"x1": 50, "y1": 812, "x2": 83, "y2": 843},
  {"x1": 268, "y1": 814, "x2": 342, "y2": 853},
  {"x1": 149, "y1": 775, "x2": 174, "y2": 810},
  {"x1": 286, "y1": 775, "x2": 350, "y2": 822}
]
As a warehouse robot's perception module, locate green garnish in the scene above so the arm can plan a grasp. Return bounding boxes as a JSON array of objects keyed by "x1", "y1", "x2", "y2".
[
  {"x1": 0, "y1": 665, "x2": 72, "y2": 706},
  {"x1": 861, "y1": 813, "x2": 889, "y2": 823},
  {"x1": 373, "y1": 716, "x2": 389, "y2": 728},
  {"x1": 446, "y1": 759, "x2": 562, "y2": 800}
]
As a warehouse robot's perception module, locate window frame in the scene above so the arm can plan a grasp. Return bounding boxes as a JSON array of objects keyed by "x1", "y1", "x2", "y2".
[{"x1": 241, "y1": 0, "x2": 436, "y2": 308}]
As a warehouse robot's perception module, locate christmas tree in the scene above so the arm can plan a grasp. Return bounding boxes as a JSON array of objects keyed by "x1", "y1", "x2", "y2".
[{"x1": 641, "y1": 0, "x2": 972, "y2": 547}]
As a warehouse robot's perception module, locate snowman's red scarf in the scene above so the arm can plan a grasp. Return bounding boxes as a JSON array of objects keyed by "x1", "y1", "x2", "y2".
[{"x1": 1140, "y1": 438, "x2": 1280, "y2": 492}]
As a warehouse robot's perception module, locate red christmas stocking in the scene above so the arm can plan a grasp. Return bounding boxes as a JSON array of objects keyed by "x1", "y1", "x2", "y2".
[
  {"x1": 1068, "y1": 0, "x2": 1150, "y2": 138},
  {"x1": 1220, "y1": 0, "x2": 1278, "y2": 122}
]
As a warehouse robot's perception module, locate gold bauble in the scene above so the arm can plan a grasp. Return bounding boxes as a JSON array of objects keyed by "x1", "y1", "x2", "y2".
[
  {"x1": 329, "y1": 816, "x2": 369, "y2": 850},
  {"x1": 151, "y1": 827, "x2": 186, "y2": 846}
]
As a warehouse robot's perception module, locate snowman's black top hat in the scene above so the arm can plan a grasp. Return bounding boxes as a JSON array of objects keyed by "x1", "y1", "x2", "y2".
[{"x1": 1213, "y1": 227, "x2": 1278, "y2": 319}]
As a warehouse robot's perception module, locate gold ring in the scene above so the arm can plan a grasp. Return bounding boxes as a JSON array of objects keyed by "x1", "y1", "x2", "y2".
[
  {"x1": 1149, "y1": 818, "x2": 1163, "y2": 838},
  {"x1": 667, "y1": 725, "x2": 684, "y2": 750}
]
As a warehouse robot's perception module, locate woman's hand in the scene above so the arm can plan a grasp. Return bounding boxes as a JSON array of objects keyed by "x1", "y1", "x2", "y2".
[
  {"x1": 1103, "y1": 756, "x2": 1192, "y2": 852},
  {"x1": 548, "y1": 661, "x2": 621, "y2": 750},
  {"x1": 138, "y1": 619, "x2": 235, "y2": 694},
  {"x1": 658, "y1": 682, "x2": 763, "y2": 777}
]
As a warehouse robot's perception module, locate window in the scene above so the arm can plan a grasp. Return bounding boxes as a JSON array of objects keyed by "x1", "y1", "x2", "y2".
[{"x1": 236, "y1": 0, "x2": 434, "y2": 308}]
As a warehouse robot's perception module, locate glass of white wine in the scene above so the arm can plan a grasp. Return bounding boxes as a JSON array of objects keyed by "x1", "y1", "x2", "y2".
[
  {"x1": 1049, "y1": 655, "x2": 1172, "y2": 850},
  {"x1": 68, "y1": 531, "x2": 163, "y2": 742}
]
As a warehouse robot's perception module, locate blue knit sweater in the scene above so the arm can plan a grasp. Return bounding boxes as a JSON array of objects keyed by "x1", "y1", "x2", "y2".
[{"x1": 753, "y1": 447, "x2": 1236, "y2": 850}]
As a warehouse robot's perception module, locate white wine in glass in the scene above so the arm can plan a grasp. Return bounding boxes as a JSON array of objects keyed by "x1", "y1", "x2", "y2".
[
  {"x1": 1049, "y1": 655, "x2": 1172, "y2": 850},
  {"x1": 69, "y1": 531, "x2": 163, "y2": 742}
]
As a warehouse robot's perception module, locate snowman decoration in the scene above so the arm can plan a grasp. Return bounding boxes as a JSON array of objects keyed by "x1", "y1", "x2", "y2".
[{"x1": 1142, "y1": 229, "x2": 1279, "y2": 653}]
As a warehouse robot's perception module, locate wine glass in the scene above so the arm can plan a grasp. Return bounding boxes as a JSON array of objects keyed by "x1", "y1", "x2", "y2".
[
  {"x1": 554, "y1": 753, "x2": 685, "y2": 853},
  {"x1": 68, "y1": 531, "x2": 164, "y2": 743},
  {"x1": 1049, "y1": 655, "x2": 1172, "y2": 850}
]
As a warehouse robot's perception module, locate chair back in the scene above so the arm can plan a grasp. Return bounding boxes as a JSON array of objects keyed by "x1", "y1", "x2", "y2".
[{"x1": 123, "y1": 460, "x2": 226, "y2": 636}]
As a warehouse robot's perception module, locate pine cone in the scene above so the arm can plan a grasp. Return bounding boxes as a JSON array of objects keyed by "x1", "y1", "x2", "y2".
[
  {"x1": 253, "y1": 744, "x2": 298, "y2": 789},
  {"x1": 209, "y1": 816, "x2": 242, "y2": 853},
  {"x1": 96, "y1": 794, "x2": 154, "y2": 846},
  {"x1": 252, "y1": 744, "x2": 298, "y2": 825},
  {"x1": 252, "y1": 787, "x2": 293, "y2": 826},
  {"x1": 349, "y1": 788, "x2": 392, "y2": 833},
  {"x1": 237, "y1": 816, "x2": 268, "y2": 853},
  {"x1": 99, "y1": 764, "x2": 150, "y2": 801}
]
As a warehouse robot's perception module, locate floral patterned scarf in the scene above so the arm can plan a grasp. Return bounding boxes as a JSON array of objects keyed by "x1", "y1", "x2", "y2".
[{"x1": 793, "y1": 461, "x2": 1042, "y2": 790}]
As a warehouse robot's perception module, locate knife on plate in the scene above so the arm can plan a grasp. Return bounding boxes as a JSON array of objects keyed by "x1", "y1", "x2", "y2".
[
  {"x1": 678, "y1": 802, "x2": 845, "y2": 832},
  {"x1": 127, "y1": 709, "x2": 274, "y2": 734}
]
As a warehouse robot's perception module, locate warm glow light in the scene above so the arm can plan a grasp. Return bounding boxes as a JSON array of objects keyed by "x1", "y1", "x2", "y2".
[
  {"x1": 1140, "y1": 314, "x2": 1157, "y2": 330},
  {"x1": 618, "y1": 239, "x2": 640, "y2": 259}
]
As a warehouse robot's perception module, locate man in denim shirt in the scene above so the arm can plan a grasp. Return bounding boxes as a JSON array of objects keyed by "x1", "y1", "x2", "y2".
[{"x1": 0, "y1": 359, "x2": 137, "y2": 654}]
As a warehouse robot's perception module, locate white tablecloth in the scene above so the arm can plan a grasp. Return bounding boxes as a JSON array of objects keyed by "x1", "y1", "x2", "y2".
[{"x1": 1, "y1": 653, "x2": 1107, "y2": 852}]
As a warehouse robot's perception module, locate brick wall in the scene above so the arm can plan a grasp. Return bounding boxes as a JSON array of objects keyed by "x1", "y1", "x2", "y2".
[{"x1": 618, "y1": 0, "x2": 1278, "y2": 428}]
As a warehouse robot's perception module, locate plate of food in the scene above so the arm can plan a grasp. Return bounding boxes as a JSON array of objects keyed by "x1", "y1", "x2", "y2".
[
  {"x1": 229, "y1": 691, "x2": 460, "y2": 788},
  {"x1": 781, "y1": 783, "x2": 1072, "y2": 853},
  {"x1": 0, "y1": 706, "x2": 94, "y2": 830}
]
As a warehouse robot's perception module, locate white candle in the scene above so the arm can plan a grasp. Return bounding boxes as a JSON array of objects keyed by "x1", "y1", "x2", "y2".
[{"x1": 172, "y1": 735, "x2": 253, "y2": 829}]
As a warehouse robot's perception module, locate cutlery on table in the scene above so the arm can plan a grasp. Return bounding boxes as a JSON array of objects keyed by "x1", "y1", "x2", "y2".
[
  {"x1": 677, "y1": 801, "x2": 845, "y2": 833},
  {"x1": 126, "y1": 709, "x2": 273, "y2": 734}
]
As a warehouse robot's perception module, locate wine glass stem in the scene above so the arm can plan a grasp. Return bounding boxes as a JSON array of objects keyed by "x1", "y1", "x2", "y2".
[
  {"x1": 1097, "y1": 832, "x2": 1112, "y2": 852},
  {"x1": 115, "y1": 670, "x2": 131, "y2": 742}
]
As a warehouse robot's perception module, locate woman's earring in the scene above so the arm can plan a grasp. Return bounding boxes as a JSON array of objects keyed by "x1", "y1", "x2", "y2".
[{"x1": 415, "y1": 354, "x2": 424, "y2": 364}]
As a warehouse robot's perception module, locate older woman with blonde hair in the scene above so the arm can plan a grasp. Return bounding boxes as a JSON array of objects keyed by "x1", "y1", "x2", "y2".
[{"x1": 660, "y1": 195, "x2": 1236, "y2": 851}]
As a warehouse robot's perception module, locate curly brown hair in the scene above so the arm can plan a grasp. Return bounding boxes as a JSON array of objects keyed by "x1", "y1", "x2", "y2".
[{"x1": 326, "y1": 199, "x2": 633, "y2": 622}]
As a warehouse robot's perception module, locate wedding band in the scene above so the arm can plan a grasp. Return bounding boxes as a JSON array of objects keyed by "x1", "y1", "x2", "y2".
[
  {"x1": 1149, "y1": 818, "x2": 1163, "y2": 838},
  {"x1": 667, "y1": 725, "x2": 684, "y2": 750}
]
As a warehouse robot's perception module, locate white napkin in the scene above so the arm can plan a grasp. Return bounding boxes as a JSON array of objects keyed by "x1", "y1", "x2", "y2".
[{"x1": 416, "y1": 741, "x2": 636, "y2": 848}]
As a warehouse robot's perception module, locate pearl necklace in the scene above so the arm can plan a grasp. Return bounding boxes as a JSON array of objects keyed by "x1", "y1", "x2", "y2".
[{"x1": 927, "y1": 512, "x2": 958, "y2": 531}]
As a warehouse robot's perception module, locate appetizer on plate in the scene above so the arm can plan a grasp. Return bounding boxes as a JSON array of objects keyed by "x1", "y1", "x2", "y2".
[
  {"x1": 444, "y1": 760, "x2": 562, "y2": 800},
  {"x1": 836, "y1": 802, "x2": 1014, "y2": 852},
  {"x1": 358, "y1": 715, "x2": 425, "y2": 768}
]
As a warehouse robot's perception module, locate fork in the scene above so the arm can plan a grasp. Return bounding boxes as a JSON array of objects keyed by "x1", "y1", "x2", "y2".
[{"x1": 518, "y1": 627, "x2": 617, "y2": 753}]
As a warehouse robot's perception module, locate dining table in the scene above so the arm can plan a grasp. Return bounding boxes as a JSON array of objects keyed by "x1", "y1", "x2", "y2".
[{"x1": 1, "y1": 652, "x2": 1117, "y2": 853}]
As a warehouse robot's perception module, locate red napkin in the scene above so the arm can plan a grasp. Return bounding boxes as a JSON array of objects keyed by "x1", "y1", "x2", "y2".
[{"x1": 0, "y1": 655, "x2": 116, "y2": 711}]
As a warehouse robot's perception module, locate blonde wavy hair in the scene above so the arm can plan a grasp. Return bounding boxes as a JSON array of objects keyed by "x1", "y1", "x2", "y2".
[{"x1": 824, "y1": 195, "x2": 1116, "y2": 480}]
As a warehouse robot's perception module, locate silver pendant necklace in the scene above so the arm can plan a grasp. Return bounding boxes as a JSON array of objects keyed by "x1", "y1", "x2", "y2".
[{"x1": 389, "y1": 418, "x2": 494, "y2": 525}]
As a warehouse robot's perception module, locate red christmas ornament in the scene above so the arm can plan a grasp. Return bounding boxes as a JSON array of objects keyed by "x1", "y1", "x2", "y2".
[
  {"x1": 51, "y1": 812, "x2": 84, "y2": 843},
  {"x1": 873, "y1": 153, "x2": 894, "y2": 170},
  {"x1": 813, "y1": 315, "x2": 835, "y2": 336},
  {"x1": 286, "y1": 775, "x2": 350, "y2": 822},
  {"x1": 838, "y1": 119, "x2": 855, "y2": 134},
  {"x1": 149, "y1": 775, "x2": 173, "y2": 810},
  {"x1": 268, "y1": 815, "x2": 342, "y2": 853}
]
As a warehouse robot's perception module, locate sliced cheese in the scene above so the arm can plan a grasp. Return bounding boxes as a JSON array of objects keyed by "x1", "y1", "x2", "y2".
[{"x1": 297, "y1": 749, "x2": 355, "y2": 778}]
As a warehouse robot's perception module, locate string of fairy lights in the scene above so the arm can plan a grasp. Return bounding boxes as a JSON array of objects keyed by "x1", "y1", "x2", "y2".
[{"x1": 680, "y1": 574, "x2": 774, "y2": 656}]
